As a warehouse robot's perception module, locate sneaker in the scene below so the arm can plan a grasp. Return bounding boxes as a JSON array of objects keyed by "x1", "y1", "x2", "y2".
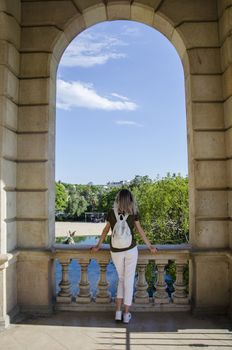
[
  {"x1": 115, "y1": 310, "x2": 122, "y2": 322},
  {"x1": 123, "y1": 312, "x2": 132, "y2": 324}
]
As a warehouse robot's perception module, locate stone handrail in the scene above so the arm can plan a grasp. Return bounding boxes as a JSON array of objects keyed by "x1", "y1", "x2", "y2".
[{"x1": 54, "y1": 243, "x2": 191, "y2": 311}]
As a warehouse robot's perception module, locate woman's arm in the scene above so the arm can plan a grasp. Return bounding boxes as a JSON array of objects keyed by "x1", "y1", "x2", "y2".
[
  {"x1": 134, "y1": 220, "x2": 158, "y2": 254},
  {"x1": 91, "y1": 222, "x2": 111, "y2": 252}
]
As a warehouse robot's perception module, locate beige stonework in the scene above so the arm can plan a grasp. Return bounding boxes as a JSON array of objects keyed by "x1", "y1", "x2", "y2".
[
  {"x1": 192, "y1": 103, "x2": 224, "y2": 130},
  {"x1": 21, "y1": 26, "x2": 62, "y2": 53},
  {"x1": 17, "y1": 192, "x2": 48, "y2": 219},
  {"x1": 157, "y1": 0, "x2": 218, "y2": 27},
  {"x1": 186, "y1": 48, "x2": 221, "y2": 75},
  {"x1": 221, "y1": 35, "x2": 232, "y2": 72},
  {"x1": 17, "y1": 162, "x2": 47, "y2": 190},
  {"x1": 18, "y1": 105, "x2": 49, "y2": 133},
  {"x1": 219, "y1": 6, "x2": 232, "y2": 42},
  {"x1": 6, "y1": 221, "x2": 17, "y2": 252},
  {"x1": 17, "y1": 251, "x2": 53, "y2": 311},
  {"x1": 2, "y1": 159, "x2": 16, "y2": 189},
  {"x1": 195, "y1": 160, "x2": 227, "y2": 189},
  {"x1": 131, "y1": 3, "x2": 154, "y2": 25},
  {"x1": 2, "y1": 128, "x2": 17, "y2": 160},
  {"x1": 194, "y1": 131, "x2": 225, "y2": 159},
  {"x1": 21, "y1": 1, "x2": 77, "y2": 29},
  {"x1": 192, "y1": 255, "x2": 230, "y2": 313},
  {"x1": 0, "y1": 0, "x2": 231, "y2": 327},
  {"x1": 195, "y1": 220, "x2": 229, "y2": 248},
  {"x1": 195, "y1": 190, "x2": 228, "y2": 218},
  {"x1": 107, "y1": 2, "x2": 131, "y2": 21},
  {"x1": 83, "y1": 3, "x2": 107, "y2": 27},
  {"x1": 0, "y1": 13, "x2": 20, "y2": 50},
  {"x1": 17, "y1": 221, "x2": 47, "y2": 248},
  {"x1": 0, "y1": 40, "x2": 20, "y2": 76},
  {"x1": 224, "y1": 96, "x2": 232, "y2": 128},
  {"x1": 0, "y1": 66, "x2": 18, "y2": 104},
  {"x1": 190, "y1": 75, "x2": 223, "y2": 102},
  {"x1": 223, "y1": 65, "x2": 232, "y2": 100},
  {"x1": 176, "y1": 22, "x2": 219, "y2": 49},
  {"x1": 17, "y1": 133, "x2": 48, "y2": 161},
  {"x1": 0, "y1": 0, "x2": 21, "y2": 23},
  {"x1": 0, "y1": 97, "x2": 18, "y2": 131}
]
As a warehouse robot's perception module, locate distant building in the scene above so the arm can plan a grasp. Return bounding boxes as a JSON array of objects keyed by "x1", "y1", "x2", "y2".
[{"x1": 106, "y1": 180, "x2": 130, "y2": 187}]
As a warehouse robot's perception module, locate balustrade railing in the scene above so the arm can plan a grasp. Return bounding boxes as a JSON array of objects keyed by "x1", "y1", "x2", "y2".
[{"x1": 54, "y1": 244, "x2": 191, "y2": 311}]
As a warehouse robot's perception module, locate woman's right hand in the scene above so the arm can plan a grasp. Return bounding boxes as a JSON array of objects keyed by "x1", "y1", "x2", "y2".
[{"x1": 91, "y1": 245, "x2": 100, "y2": 253}]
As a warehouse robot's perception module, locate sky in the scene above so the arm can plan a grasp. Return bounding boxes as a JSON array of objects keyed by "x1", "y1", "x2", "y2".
[{"x1": 56, "y1": 21, "x2": 188, "y2": 185}]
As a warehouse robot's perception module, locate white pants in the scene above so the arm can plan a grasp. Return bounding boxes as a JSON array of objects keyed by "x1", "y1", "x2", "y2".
[{"x1": 110, "y1": 246, "x2": 138, "y2": 306}]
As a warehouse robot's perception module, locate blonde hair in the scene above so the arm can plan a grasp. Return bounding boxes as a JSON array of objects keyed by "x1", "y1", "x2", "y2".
[{"x1": 113, "y1": 189, "x2": 138, "y2": 215}]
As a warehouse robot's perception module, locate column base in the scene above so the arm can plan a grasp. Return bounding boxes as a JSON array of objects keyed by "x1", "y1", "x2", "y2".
[
  {"x1": 95, "y1": 296, "x2": 111, "y2": 303},
  {"x1": 172, "y1": 297, "x2": 189, "y2": 305},
  {"x1": 154, "y1": 297, "x2": 170, "y2": 304},
  {"x1": 134, "y1": 297, "x2": 150, "y2": 304},
  {"x1": 76, "y1": 294, "x2": 92, "y2": 304},
  {"x1": 0, "y1": 315, "x2": 10, "y2": 329},
  {"x1": 56, "y1": 296, "x2": 72, "y2": 303}
]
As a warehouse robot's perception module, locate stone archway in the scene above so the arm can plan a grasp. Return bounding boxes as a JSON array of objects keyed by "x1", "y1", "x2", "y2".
[{"x1": 0, "y1": 0, "x2": 232, "y2": 327}]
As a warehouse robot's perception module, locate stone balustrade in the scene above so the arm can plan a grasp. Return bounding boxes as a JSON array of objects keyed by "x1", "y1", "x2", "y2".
[{"x1": 54, "y1": 244, "x2": 191, "y2": 312}]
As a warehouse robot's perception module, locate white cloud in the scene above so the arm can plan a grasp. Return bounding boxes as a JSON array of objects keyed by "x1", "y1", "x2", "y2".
[
  {"x1": 111, "y1": 93, "x2": 129, "y2": 101},
  {"x1": 115, "y1": 120, "x2": 143, "y2": 127},
  {"x1": 121, "y1": 25, "x2": 142, "y2": 37},
  {"x1": 60, "y1": 31, "x2": 127, "y2": 68},
  {"x1": 57, "y1": 79, "x2": 138, "y2": 111}
]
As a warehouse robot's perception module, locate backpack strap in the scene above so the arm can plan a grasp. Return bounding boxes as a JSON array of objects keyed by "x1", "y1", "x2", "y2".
[{"x1": 113, "y1": 207, "x2": 129, "y2": 221}]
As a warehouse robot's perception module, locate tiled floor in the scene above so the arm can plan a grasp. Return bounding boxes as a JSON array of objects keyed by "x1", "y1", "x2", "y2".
[{"x1": 0, "y1": 311, "x2": 232, "y2": 349}]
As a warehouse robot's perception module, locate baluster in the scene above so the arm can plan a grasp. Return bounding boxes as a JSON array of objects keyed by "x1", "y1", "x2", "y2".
[
  {"x1": 95, "y1": 261, "x2": 111, "y2": 303},
  {"x1": 134, "y1": 260, "x2": 149, "y2": 304},
  {"x1": 76, "y1": 261, "x2": 92, "y2": 303},
  {"x1": 172, "y1": 260, "x2": 189, "y2": 304},
  {"x1": 56, "y1": 258, "x2": 72, "y2": 303},
  {"x1": 154, "y1": 260, "x2": 170, "y2": 304}
]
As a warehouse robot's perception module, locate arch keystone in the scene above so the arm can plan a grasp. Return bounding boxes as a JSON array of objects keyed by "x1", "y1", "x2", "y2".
[
  {"x1": 83, "y1": 3, "x2": 107, "y2": 28},
  {"x1": 131, "y1": 2, "x2": 154, "y2": 26},
  {"x1": 107, "y1": 1, "x2": 131, "y2": 21}
]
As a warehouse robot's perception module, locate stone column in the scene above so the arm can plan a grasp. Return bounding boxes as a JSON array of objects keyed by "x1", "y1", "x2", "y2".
[
  {"x1": 134, "y1": 261, "x2": 149, "y2": 304},
  {"x1": 95, "y1": 261, "x2": 111, "y2": 303},
  {"x1": 154, "y1": 260, "x2": 170, "y2": 304},
  {"x1": 172, "y1": 260, "x2": 189, "y2": 304},
  {"x1": 76, "y1": 261, "x2": 92, "y2": 303},
  {"x1": 0, "y1": 0, "x2": 21, "y2": 327},
  {"x1": 56, "y1": 259, "x2": 72, "y2": 303}
]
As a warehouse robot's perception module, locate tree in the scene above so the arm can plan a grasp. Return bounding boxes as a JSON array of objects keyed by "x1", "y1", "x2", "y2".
[
  {"x1": 55, "y1": 182, "x2": 68, "y2": 213},
  {"x1": 65, "y1": 185, "x2": 88, "y2": 219},
  {"x1": 133, "y1": 174, "x2": 189, "y2": 244}
]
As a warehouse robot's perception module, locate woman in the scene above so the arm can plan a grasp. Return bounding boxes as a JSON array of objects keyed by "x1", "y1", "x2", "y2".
[{"x1": 91, "y1": 189, "x2": 157, "y2": 324}]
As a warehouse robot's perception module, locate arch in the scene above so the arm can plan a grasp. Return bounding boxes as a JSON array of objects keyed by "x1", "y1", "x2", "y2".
[
  {"x1": 51, "y1": 2, "x2": 193, "y2": 242},
  {"x1": 15, "y1": 0, "x2": 230, "y2": 317}
]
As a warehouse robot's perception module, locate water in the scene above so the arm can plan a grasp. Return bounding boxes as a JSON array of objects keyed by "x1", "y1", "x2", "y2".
[
  {"x1": 55, "y1": 235, "x2": 117, "y2": 296},
  {"x1": 55, "y1": 235, "x2": 174, "y2": 297}
]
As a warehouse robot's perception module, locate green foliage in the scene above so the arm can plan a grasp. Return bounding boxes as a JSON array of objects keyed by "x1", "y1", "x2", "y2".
[
  {"x1": 55, "y1": 182, "x2": 68, "y2": 213},
  {"x1": 55, "y1": 174, "x2": 189, "y2": 244},
  {"x1": 132, "y1": 173, "x2": 189, "y2": 244}
]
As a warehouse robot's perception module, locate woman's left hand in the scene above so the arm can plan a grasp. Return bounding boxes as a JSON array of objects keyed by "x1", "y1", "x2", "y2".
[{"x1": 149, "y1": 245, "x2": 158, "y2": 254}]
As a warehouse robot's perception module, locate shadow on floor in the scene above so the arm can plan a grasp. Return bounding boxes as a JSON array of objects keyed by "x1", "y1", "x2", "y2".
[{"x1": 3, "y1": 311, "x2": 229, "y2": 350}]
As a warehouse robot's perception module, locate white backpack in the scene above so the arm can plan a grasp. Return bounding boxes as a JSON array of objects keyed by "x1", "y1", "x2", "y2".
[{"x1": 111, "y1": 208, "x2": 132, "y2": 249}]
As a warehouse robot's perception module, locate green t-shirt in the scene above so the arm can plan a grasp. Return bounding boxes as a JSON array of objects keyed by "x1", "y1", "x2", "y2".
[{"x1": 106, "y1": 209, "x2": 139, "y2": 252}]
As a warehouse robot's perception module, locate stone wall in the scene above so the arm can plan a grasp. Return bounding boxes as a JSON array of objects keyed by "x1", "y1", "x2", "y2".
[
  {"x1": 0, "y1": 0, "x2": 232, "y2": 325},
  {"x1": 0, "y1": 0, "x2": 21, "y2": 327},
  {"x1": 218, "y1": 0, "x2": 232, "y2": 318}
]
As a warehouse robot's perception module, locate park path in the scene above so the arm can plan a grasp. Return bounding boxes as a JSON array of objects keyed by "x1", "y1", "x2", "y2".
[{"x1": 55, "y1": 222, "x2": 105, "y2": 237}]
